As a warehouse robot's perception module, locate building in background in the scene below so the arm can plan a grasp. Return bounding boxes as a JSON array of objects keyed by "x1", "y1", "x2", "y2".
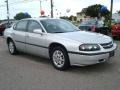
[
  {"x1": 112, "y1": 13, "x2": 120, "y2": 22},
  {"x1": 76, "y1": 12, "x2": 92, "y2": 22},
  {"x1": 76, "y1": 12, "x2": 85, "y2": 22}
]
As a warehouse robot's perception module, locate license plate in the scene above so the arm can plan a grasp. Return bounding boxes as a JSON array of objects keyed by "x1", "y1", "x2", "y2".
[{"x1": 109, "y1": 51, "x2": 115, "y2": 57}]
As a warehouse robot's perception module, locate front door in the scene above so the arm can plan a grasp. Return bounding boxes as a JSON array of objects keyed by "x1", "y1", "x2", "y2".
[{"x1": 26, "y1": 20, "x2": 49, "y2": 58}]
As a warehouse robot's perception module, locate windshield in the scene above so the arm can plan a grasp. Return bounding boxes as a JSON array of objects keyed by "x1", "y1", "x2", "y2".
[
  {"x1": 80, "y1": 19, "x2": 97, "y2": 25},
  {"x1": 40, "y1": 19, "x2": 79, "y2": 33},
  {"x1": 80, "y1": 19, "x2": 104, "y2": 27}
]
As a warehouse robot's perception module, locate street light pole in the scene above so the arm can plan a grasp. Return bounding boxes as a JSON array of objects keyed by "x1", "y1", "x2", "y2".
[
  {"x1": 50, "y1": 0, "x2": 53, "y2": 18},
  {"x1": 5, "y1": 0, "x2": 9, "y2": 24},
  {"x1": 40, "y1": 0, "x2": 42, "y2": 11}
]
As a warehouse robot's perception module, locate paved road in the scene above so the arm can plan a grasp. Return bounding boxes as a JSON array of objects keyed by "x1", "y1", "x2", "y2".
[{"x1": 0, "y1": 36, "x2": 120, "y2": 90}]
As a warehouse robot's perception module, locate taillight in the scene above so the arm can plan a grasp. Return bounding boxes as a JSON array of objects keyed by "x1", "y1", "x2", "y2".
[
  {"x1": 91, "y1": 25, "x2": 96, "y2": 31},
  {"x1": 115, "y1": 26, "x2": 118, "y2": 30}
]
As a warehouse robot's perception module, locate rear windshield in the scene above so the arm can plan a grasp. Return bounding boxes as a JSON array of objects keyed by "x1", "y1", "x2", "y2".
[{"x1": 80, "y1": 19, "x2": 104, "y2": 27}]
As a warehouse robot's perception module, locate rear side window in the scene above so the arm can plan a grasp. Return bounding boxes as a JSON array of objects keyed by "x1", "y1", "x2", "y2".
[{"x1": 15, "y1": 20, "x2": 28, "y2": 31}]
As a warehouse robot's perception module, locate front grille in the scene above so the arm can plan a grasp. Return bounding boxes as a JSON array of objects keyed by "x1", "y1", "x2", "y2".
[{"x1": 100, "y1": 41, "x2": 113, "y2": 49}]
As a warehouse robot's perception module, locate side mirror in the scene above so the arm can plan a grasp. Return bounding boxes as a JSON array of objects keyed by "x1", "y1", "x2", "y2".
[{"x1": 33, "y1": 29, "x2": 43, "y2": 34}]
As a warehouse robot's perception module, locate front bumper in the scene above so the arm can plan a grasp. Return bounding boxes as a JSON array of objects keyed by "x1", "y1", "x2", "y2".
[{"x1": 68, "y1": 43, "x2": 117, "y2": 66}]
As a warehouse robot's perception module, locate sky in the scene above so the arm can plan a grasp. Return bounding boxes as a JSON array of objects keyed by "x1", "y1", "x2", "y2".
[{"x1": 0, "y1": 0, "x2": 120, "y2": 20}]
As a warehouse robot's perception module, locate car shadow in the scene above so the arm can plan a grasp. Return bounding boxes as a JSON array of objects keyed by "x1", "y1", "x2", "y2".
[
  {"x1": 18, "y1": 52, "x2": 115, "y2": 73},
  {"x1": 19, "y1": 52, "x2": 51, "y2": 64},
  {"x1": 70, "y1": 62, "x2": 113, "y2": 72}
]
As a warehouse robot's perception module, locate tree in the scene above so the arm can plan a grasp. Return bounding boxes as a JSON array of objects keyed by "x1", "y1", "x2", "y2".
[
  {"x1": 60, "y1": 16, "x2": 77, "y2": 21},
  {"x1": 81, "y1": 8, "x2": 87, "y2": 14},
  {"x1": 81, "y1": 4, "x2": 110, "y2": 28},
  {"x1": 82, "y1": 4, "x2": 110, "y2": 18},
  {"x1": 69, "y1": 15, "x2": 77, "y2": 21},
  {"x1": 14, "y1": 12, "x2": 31, "y2": 20}
]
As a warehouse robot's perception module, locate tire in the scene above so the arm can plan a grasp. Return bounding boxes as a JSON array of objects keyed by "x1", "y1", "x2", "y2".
[
  {"x1": 112, "y1": 36, "x2": 117, "y2": 40},
  {"x1": 50, "y1": 46, "x2": 70, "y2": 70},
  {"x1": 0, "y1": 32, "x2": 2, "y2": 36},
  {"x1": 8, "y1": 40, "x2": 18, "y2": 55}
]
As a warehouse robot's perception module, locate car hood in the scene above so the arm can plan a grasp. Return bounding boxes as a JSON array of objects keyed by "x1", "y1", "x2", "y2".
[{"x1": 55, "y1": 31, "x2": 112, "y2": 44}]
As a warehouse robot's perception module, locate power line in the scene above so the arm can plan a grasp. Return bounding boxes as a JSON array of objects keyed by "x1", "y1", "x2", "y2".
[
  {"x1": 110, "y1": 0, "x2": 113, "y2": 27},
  {"x1": 0, "y1": 0, "x2": 35, "y2": 20},
  {"x1": 5, "y1": 0, "x2": 10, "y2": 24},
  {"x1": 50, "y1": 0, "x2": 53, "y2": 18},
  {"x1": 0, "y1": 0, "x2": 54, "y2": 18},
  {"x1": 0, "y1": 0, "x2": 34, "y2": 8}
]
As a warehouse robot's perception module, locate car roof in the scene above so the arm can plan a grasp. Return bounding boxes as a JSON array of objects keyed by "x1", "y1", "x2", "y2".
[{"x1": 21, "y1": 17, "x2": 60, "y2": 21}]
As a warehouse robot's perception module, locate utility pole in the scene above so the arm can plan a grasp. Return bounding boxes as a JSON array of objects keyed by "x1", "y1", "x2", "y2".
[
  {"x1": 110, "y1": 0, "x2": 113, "y2": 26},
  {"x1": 40, "y1": 0, "x2": 42, "y2": 11},
  {"x1": 50, "y1": 0, "x2": 53, "y2": 18},
  {"x1": 5, "y1": 0, "x2": 9, "y2": 24}
]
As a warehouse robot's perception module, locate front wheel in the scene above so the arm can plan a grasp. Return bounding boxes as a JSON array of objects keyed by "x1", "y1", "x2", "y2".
[
  {"x1": 51, "y1": 46, "x2": 70, "y2": 70},
  {"x1": 0, "y1": 32, "x2": 3, "y2": 36},
  {"x1": 8, "y1": 40, "x2": 17, "y2": 55}
]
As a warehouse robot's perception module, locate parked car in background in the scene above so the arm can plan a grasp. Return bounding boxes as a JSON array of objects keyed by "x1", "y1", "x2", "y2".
[
  {"x1": 4, "y1": 18, "x2": 117, "y2": 70},
  {"x1": 112, "y1": 21, "x2": 120, "y2": 38},
  {"x1": 0, "y1": 22, "x2": 12, "y2": 35},
  {"x1": 78, "y1": 19, "x2": 109, "y2": 35}
]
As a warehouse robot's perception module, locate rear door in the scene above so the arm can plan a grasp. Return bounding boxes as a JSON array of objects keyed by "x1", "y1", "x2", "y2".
[{"x1": 13, "y1": 20, "x2": 28, "y2": 52}]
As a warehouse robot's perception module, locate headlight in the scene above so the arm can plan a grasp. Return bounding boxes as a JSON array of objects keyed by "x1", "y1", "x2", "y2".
[{"x1": 79, "y1": 44, "x2": 100, "y2": 51}]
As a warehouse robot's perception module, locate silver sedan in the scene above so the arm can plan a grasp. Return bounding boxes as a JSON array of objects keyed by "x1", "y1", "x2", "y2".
[{"x1": 4, "y1": 18, "x2": 117, "y2": 70}]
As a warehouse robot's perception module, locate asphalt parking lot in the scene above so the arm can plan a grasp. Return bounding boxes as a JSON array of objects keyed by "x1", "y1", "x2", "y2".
[{"x1": 0, "y1": 36, "x2": 120, "y2": 90}]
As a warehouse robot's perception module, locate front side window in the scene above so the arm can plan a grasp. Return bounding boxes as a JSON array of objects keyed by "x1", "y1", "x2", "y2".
[
  {"x1": 28, "y1": 20, "x2": 42, "y2": 33},
  {"x1": 15, "y1": 20, "x2": 28, "y2": 31}
]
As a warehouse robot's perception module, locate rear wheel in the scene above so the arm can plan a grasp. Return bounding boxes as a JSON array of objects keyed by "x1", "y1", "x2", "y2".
[
  {"x1": 8, "y1": 40, "x2": 18, "y2": 55},
  {"x1": 50, "y1": 46, "x2": 70, "y2": 70}
]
